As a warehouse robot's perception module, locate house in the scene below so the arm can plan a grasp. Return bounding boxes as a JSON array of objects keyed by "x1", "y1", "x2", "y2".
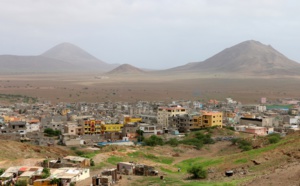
[
  {"x1": 245, "y1": 126, "x2": 267, "y2": 136},
  {"x1": 63, "y1": 156, "x2": 90, "y2": 167},
  {"x1": 201, "y1": 111, "x2": 223, "y2": 128}
]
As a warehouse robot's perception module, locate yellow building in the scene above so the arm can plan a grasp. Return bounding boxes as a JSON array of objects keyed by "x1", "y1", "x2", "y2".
[
  {"x1": 103, "y1": 124, "x2": 124, "y2": 132},
  {"x1": 192, "y1": 115, "x2": 202, "y2": 129},
  {"x1": 123, "y1": 116, "x2": 142, "y2": 124},
  {"x1": 33, "y1": 179, "x2": 55, "y2": 186},
  {"x1": 83, "y1": 119, "x2": 103, "y2": 134},
  {"x1": 201, "y1": 111, "x2": 223, "y2": 128}
]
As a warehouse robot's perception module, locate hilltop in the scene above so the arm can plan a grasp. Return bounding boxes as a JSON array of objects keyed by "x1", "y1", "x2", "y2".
[
  {"x1": 106, "y1": 64, "x2": 145, "y2": 75},
  {"x1": 168, "y1": 40, "x2": 300, "y2": 76}
]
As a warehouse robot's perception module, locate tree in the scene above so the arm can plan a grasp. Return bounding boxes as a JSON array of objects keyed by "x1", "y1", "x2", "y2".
[
  {"x1": 187, "y1": 164, "x2": 207, "y2": 179},
  {"x1": 50, "y1": 178, "x2": 61, "y2": 185},
  {"x1": 136, "y1": 129, "x2": 144, "y2": 142}
]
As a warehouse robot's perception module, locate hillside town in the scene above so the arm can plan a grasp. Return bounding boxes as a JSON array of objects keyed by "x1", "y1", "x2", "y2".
[{"x1": 0, "y1": 97, "x2": 299, "y2": 186}]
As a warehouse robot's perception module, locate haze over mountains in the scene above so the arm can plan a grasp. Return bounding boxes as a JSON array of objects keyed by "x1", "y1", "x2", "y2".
[{"x1": 1, "y1": 40, "x2": 300, "y2": 76}]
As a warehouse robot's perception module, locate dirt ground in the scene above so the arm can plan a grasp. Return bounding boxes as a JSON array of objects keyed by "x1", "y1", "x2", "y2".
[
  {"x1": 244, "y1": 161, "x2": 300, "y2": 186},
  {"x1": 1, "y1": 73, "x2": 300, "y2": 104}
]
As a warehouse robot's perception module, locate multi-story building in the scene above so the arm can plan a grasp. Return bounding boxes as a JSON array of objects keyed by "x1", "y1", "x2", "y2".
[
  {"x1": 157, "y1": 106, "x2": 187, "y2": 128},
  {"x1": 83, "y1": 119, "x2": 103, "y2": 134},
  {"x1": 201, "y1": 111, "x2": 223, "y2": 128}
]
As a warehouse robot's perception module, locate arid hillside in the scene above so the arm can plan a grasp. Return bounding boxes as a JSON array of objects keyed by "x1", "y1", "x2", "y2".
[{"x1": 0, "y1": 139, "x2": 71, "y2": 168}]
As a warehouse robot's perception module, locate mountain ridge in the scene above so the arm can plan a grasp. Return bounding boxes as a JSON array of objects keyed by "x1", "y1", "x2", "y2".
[{"x1": 167, "y1": 40, "x2": 300, "y2": 76}]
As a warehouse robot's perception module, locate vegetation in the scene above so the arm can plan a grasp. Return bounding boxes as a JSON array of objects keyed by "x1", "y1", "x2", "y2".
[
  {"x1": 180, "y1": 132, "x2": 214, "y2": 149},
  {"x1": 44, "y1": 128, "x2": 61, "y2": 137},
  {"x1": 41, "y1": 168, "x2": 50, "y2": 178},
  {"x1": 143, "y1": 135, "x2": 164, "y2": 146},
  {"x1": 50, "y1": 178, "x2": 61, "y2": 185},
  {"x1": 267, "y1": 133, "x2": 281, "y2": 144},
  {"x1": 0, "y1": 93, "x2": 38, "y2": 103},
  {"x1": 143, "y1": 132, "x2": 214, "y2": 150},
  {"x1": 231, "y1": 138, "x2": 253, "y2": 151},
  {"x1": 15, "y1": 180, "x2": 27, "y2": 186},
  {"x1": 136, "y1": 129, "x2": 145, "y2": 142},
  {"x1": 187, "y1": 164, "x2": 207, "y2": 179},
  {"x1": 0, "y1": 169, "x2": 5, "y2": 175}
]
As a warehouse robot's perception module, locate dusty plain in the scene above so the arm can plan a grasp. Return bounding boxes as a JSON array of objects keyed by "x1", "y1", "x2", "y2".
[{"x1": 0, "y1": 72, "x2": 300, "y2": 104}]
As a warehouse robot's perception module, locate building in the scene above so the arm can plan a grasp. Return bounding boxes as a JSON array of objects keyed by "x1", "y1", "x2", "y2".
[
  {"x1": 123, "y1": 116, "x2": 142, "y2": 124},
  {"x1": 239, "y1": 117, "x2": 274, "y2": 127},
  {"x1": 83, "y1": 119, "x2": 103, "y2": 134},
  {"x1": 201, "y1": 111, "x2": 223, "y2": 128},
  {"x1": 157, "y1": 106, "x2": 187, "y2": 128},
  {"x1": 64, "y1": 123, "x2": 83, "y2": 136},
  {"x1": 103, "y1": 124, "x2": 124, "y2": 132}
]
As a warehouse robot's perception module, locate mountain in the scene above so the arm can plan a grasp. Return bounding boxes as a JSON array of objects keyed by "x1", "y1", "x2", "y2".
[
  {"x1": 41, "y1": 42, "x2": 116, "y2": 71},
  {"x1": 169, "y1": 40, "x2": 300, "y2": 76},
  {"x1": 0, "y1": 55, "x2": 78, "y2": 73},
  {"x1": 0, "y1": 43, "x2": 118, "y2": 73},
  {"x1": 106, "y1": 64, "x2": 145, "y2": 75}
]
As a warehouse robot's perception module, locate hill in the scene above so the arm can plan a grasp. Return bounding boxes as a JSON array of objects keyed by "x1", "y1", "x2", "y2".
[
  {"x1": 0, "y1": 139, "x2": 71, "y2": 168},
  {"x1": 106, "y1": 64, "x2": 145, "y2": 75},
  {"x1": 0, "y1": 43, "x2": 118, "y2": 73},
  {"x1": 0, "y1": 55, "x2": 78, "y2": 73},
  {"x1": 41, "y1": 42, "x2": 116, "y2": 71},
  {"x1": 168, "y1": 40, "x2": 300, "y2": 76}
]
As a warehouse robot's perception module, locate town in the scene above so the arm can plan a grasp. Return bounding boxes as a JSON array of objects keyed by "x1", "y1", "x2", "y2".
[{"x1": 0, "y1": 96, "x2": 299, "y2": 186}]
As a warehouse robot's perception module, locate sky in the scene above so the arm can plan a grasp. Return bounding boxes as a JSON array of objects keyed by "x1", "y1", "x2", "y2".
[{"x1": 0, "y1": 0, "x2": 299, "y2": 69}]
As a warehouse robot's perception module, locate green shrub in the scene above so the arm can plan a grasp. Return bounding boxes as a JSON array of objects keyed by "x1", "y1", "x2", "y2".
[
  {"x1": 143, "y1": 135, "x2": 164, "y2": 146},
  {"x1": 166, "y1": 138, "x2": 179, "y2": 147},
  {"x1": 268, "y1": 136, "x2": 280, "y2": 144},
  {"x1": 15, "y1": 180, "x2": 27, "y2": 186},
  {"x1": 44, "y1": 128, "x2": 61, "y2": 137},
  {"x1": 75, "y1": 150, "x2": 85, "y2": 156},
  {"x1": 187, "y1": 164, "x2": 207, "y2": 179},
  {"x1": 231, "y1": 138, "x2": 252, "y2": 151},
  {"x1": 267, "y1": 133, "x2": 281, "y2": 144}
]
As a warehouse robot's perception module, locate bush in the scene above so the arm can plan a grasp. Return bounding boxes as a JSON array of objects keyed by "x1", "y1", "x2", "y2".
[
  {"x1": 15, "y1": 180, "x2": 27, "y2": 186},
  {"x1": 231, "y1": 138, "x2": 253, "y2": 151},
  {"x1": 180, "y1": 138, "x2": 204, "y2": 150},
  {"x1": 143, "y1": 135, "x2": 164, "y2": 146},
  {"x1": 268, "y1": 135, "x2": 280, "y2": 144},
  {"x1": 90, "y1": 159, "x2": 95, "y2": 166},
  {"x1": 187, "y1": 164, "x2": 207, "y2": 179},
  {"x1": 41, "y1": 168, "x2": 50, "y2": 178},
  {"x1": 166, "y1": 138, "x2": 179, "y2": 147},
  {"x1": 44, "y1": 128, "x2": 61, "y2": 137},
  {"x1": 267, "y1": 133, "x2": 281, "y2": 144}
]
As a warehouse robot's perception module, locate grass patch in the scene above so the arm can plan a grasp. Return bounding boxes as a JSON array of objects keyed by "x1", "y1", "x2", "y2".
[
  {"x1": 91, "y1": 162, "x2": 108, "y2": 170},
  {"x1": 107, "y1": 156, "x2": 124, "y2": 165},
  {"x1": 81, "y1": 150, "x2": 100, "y2": 158},
  {"x1": 176, "y1": 157, "x2": 223, "y2": 172},
  {"x1": 160, "y1": 167, "x2": 175, "y2": 174},
  {"x1": 144, "y1": 154, "x2": 174, "y2": 164},
  {"x1": 234, "y1": 158, "x2": 248, "y2": 164},
  {"x1": 128, "y1": 151, "x2": 142, "y2": 158}
]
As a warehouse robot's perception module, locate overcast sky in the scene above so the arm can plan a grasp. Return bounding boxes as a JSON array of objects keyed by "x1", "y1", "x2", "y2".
[{"x1": 0, "y1": 0, "x2": 299, "y2": 69}]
